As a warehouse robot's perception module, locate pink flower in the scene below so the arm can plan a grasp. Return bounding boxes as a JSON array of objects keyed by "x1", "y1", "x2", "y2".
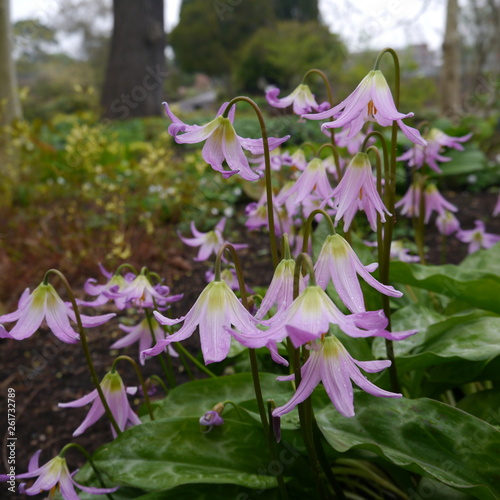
[
  {"x1": 273, "y1": 335, "x2": 401, "y2": 418},
  {"x1": 331, "y1": 152, "x2": 390, "y2": 231},
  {"x1": 0, "y1": 450, "x2": 118, "y2": 498},
  {"x1": 58, "y1": 371, "x2": 141, "y2": 438},
  {"x1": 436, "y1": 210, "x2": 460, "y2": 236},
  {"x1": 303, "y1": 70, "x2": 426, "y2": 146},
  {"x1": 423, "y1": 184, "x2": 458, "y2": 223},
  {"x1": 266, "y1": 84, "x2": 329, "y2": 116},
  {"x1": 315, "y1": 234, "x2": 402, "y2": 313},
  {"x1": 456, "y1": 220, "x2": 500, "y2": 254},
  {"x1": 143, "y1": 280, "x2": 261, "y2": 364},
  {"x1": 110, "y1": 317, "x2": 179, "y2": 365},
  {"x1": 493, "y1": 194, "x2": 500, "y2": 217},
  {"x1": 390, "y1": 240, "x2": 420, "y2": 262},
  {"x1": 179, "y1": 217, "x2": 248, "y2": 262},
  {"x1": 395, "y1": 182, "x2": 420, "y2": 218},
  {"x1": 0, "y1": 284, "x2": 115, "y2": 343},
  {"x1": 163, "y1": 101, "x2": 289, "y2": 181}
]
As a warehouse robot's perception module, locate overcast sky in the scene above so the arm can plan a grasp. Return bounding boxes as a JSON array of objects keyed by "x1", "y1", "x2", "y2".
[{"x1": 10, "y1": 0, "x2": 448, "y2": 52}]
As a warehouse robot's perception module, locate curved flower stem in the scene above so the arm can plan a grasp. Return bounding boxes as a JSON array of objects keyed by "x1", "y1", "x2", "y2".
[
  {"x1": 115, "y1": 263, "x2": 139, "y2": 276},
  {"x1": 44, "y1": 269, "x2": 121, "y2": 437},
  {"x1": 149, "y1": 375, "x2": 169, "y2": 394},
  {"x1": 366, "y1": 146, "x2": 385, "y2": 267},
  {"x1": 316, "y1": 143, "x2": 342, "y2": 182},
  {"x1": 303, "y1": 68, "x2": 337, "y2": 148},
  {"x1": 373, "y1": 48, "x2": 402, "y2": 393},
  {"x1": 218, "y1": 242, "x2": 288, "y2": 499},
  {"x1": 301, "y1": 141, "x2": 317, "y2": 156},
  {"x1": 174, "y1": 342, "x2": 217, "y2": 378},
  {"x1": 60, "y1": 443, "x2": 115, "y2": 500},
  {"x1": 144, "y1": 307, "x2": 176, "y2": 388},
  {"x1": 225, "y1": 96, "x2": 279, "y2": 268},
  {"x1": 111, "y1": 355, "x2": 154, "y2": 421},
  {"x1": 301, "y1": 209, "x2": 336, "y2": 255}
]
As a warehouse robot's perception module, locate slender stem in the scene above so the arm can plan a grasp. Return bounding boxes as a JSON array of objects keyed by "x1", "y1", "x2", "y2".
[
  {"x1": 60, "y1": 443, "x2": 115, "y2": 500},
  {"x1": 316, "y1": 143, "x2": 342, "y2": 182},
  {"x1": 111, "y1": 355, "x2": 154, "y2": 421},
  {"x1": 115, "y1": 263, "x2": 139, "y2": 276},
  {"x1": 45, "y1": 269, "x2": 121, "y2": 436},
  {"x1": 224, "y1": 96, "x2": 279, "y2": 268},
  {"x1": 174, "y1": 342, "x2": 217, "y2": 378},
  {"x1": 294, "y1": 253, "x2": 317, "y2": 289},
  {"x1": 144, "y1": 308, "x2": 176, "y2": 387},
  {"x1": 149, "y1": 375, "x2": 169, "y2": 394},
  {"x1": 301, "y1": 209, "x2": 336, "y2": 255},
  {"x1": 301, "y1": 141, "x2": 317, "y2": 156}
]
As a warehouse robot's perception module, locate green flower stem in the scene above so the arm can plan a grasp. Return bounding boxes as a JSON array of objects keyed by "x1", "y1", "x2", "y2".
[
  {"x1": 281, "y1": 234, "x2": 292, "y2": 260},
  {"x1": 372, "y1": 48, "x2": 402, "y2": 394},
  {"x1": 174, "y1": 342, "x2": 217, "y2": 378},
  {"x1": 144, "y1": 308, "x2": 177, "y2": 388},
  {"x1": 303, "y1": 68, "x2": 337, "y2": 149},
  {"x1": 224, "y1": 96, "x2": 279, "y2": 268},
  {"x1": 301, "y1": 141, "x2": 317, "y2": 156},
  {"x1": 301, "y1": 209, "x2": 336, "y2": 255},
  {"x1": 44, "y1": 269, "x2": 121, "y2": 437},
  {"x1": 59, "y1": 443, "x2": 115, "y2": 500},
  {"x1": 174, "y1": 345, "x2": 195, "y2": 380},
  {"x1": 115, "y1": 263, "x2": 139, "y2": 276},
  {"x1": 316, "y1": 143, "x2": 342, "y2": 182},
  {"x1": 149, "y1": 374, "x2": 169, "y2": 394},
  {"x1": 111, "y1": 355, "x2": 154, "y2": 421},
  {"x1": 294, "y1": 253, "x2": 316, "y2": 289}
]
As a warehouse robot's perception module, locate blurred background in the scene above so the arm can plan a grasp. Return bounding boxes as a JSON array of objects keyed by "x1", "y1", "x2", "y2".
[{"x1": 0, "y1": 0, "x2": 499, "y2": 303}]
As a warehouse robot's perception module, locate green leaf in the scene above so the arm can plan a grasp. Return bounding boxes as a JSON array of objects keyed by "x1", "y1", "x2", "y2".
[
  {"x1": 429, "y1": 148, "x2": 488, "y2": 177},
  {"x1": 135, "y1": 483, "x2": 278, "y2": 499},
  {"x1": 316, "y1": 393, "x2": 500, "y2": 499},
  {"x1": 390, "y1": 259, "x2": 500, "y2": 314},
  {"x1": 457, "y1": 390, "x2": 500, "y2": 425},
  {"x1": 76, "y1": 418, "x2": 278, "y2": 492}
]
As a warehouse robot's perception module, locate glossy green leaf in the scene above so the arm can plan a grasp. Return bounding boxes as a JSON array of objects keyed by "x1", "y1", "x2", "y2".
[
  {"x1": 429, "y1": 148, "x2": 488, "y2": 177},
  {"x1": 75, "y1": 418, "x2": 279, "y2": 492},
  {"x1": 316, "y1": 392, "x2": 500, "y2": 499},
  {"x1": 390, "y1": 260, "x2": 500, "y2": 314},
  {"x1": 457, "y1": 390, "x2": 500, "y2": 425}
]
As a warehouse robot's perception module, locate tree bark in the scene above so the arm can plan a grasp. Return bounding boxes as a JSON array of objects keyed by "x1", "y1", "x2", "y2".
[
  {"x1": 0, "y1": 0, "x2": 22, "y2": 125},
  {"x1": 440, "y1": 0, "x2": 461, "y2": 116},
  {"x1": 100, "y1": 0, "x2": 166, "y2": 120}
]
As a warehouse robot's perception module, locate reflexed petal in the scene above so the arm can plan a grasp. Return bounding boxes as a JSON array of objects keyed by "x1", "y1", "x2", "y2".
[{"x1": 59, "y1": 389, "x2": 98, "y2": 408}]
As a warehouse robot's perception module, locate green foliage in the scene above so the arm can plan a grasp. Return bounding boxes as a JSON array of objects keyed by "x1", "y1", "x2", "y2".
[{"x1": 235, "y1": 21, "x2": 345, "y2": 93}]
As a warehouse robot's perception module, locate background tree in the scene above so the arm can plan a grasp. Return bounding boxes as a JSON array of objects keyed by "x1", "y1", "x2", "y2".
[
  {"x1": 272, "y1": 0, "x2": 319, "y2": 21},
  {"x1": 100, "y1": 0, "x2": 166, "y2": 119},
  {"x1": 235, "y1": 20, "x2": 345, "y2": 93},
  {"x1": 0, "y1": 0, "x2": 22, "y2": 125}
]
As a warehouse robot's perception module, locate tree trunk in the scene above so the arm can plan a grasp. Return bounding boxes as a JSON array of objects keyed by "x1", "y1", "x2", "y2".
[
  {"x1": 0, "y1": 0, "x2": 22, "y2": 125},
  {"x1": 440, "y1": 0, "x2": 461, "y2": 116},
  {"x1": 100, "y1": 0, "x2": 166, "y2": 120}
]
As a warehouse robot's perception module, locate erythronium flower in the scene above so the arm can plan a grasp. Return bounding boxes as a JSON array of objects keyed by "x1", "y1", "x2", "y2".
[
  {"x1": 266, "y1": 84, "x2": 329, "y2": 116},
  {"x1": 110, "y1": 317, "x2": 179, "y2": 365},
  {"x1": 428, "y1": 128, "x2": 472, "y2": 151},
  {"x1": 456, "y1": 220, "x2": 500, "y2": 254},
  {"x1": 394, "y1": 182, "x2": 421, "y2": 219},
  {"x1": 277, "y1": 158, "x2": 334, "y2": 206},
  {"x1": 331, "y1": 152, "x2": 390, "y2": 231},
  {"x1": 331, "y1": 124, "x2": 374, "y2": 155},
  {"x1": 0, "y1": 450, "x2": 118, "y2": 498},
  {"x1": 179, "y1": 217, "x2": 248, "y2": 262},
  {"x1": 423, "y1": 184, "x2": 458, "y2": 223},
  {"x1": 205, "y1": 267, "x2": 254, "y2": 294},
  {"x1": 163, "y1": 101, "x2": 289, "y2": 180},
  {"x1": 390, "y1": 240, "x2": 420, "y2": 262},
  {"x1": 111, "y1": 271, "x2": 182, "y2": 311},
  {"x1": 315, "y1": 234, "x2": 402, "y2": 313},
  {"x1": 493, "y1": 194, "x2": 500, "y2": 216},
  {"x1": 303, "y1": 70, "x2": 426, "y2": 146},
  {"x1": 143, "y1": 280, "x2": 261, "y2": 364},
  {"x1": 0, "y1": 284, "x2": 115, "y2": 343},
  {"x1": 436, "y1": 210, "x2": 460, "y2": 236},
  {"x1": 59, "y1": 371, "x2": 141, "y2": 438},
  {"x1": 246, "y1": 285, "x2": 416, "y2": 349},
  {"x1": 273, "y1": 335, "x2": 401, "y2": 418}
]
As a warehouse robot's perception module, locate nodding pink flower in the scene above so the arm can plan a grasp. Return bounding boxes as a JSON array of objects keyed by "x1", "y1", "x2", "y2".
[
  {"x1": 493, "y1": 194, "x2": 500, "y2": 217},
  {"x1": 436, "y1": 210, "x2": 460, "y2": 236},
  {"x1": 249, "y1": 148, "x2": 292, "y2": 174},
  {"x1": 290, "y1": 148, "x2": 308, "y2": 171},
  {"x1": 0, "y1": 284, "x2": 115, "y2": 343},
  {"x1": 111, "y1": 272, "x2": 182, "y2": 311},
  {"x1": 163, "y1": 101, "x2": 289, "y2": 181},
  {"x1": 205, "y1": 267, "x2": 254, "y2": 295},
  {"x1": 315, "y1": 234, "x2": 402, "y2": 313},
  {"x1": 246, "y1": 285, "x2": 416, "y2": 349},
  {"x1": 0, "y1": 450, "x2": 118, "y2": 498},
  {"x1": 273, "y1": 335, "x2": 401, "y2": 418},
  {"x1": 329, "y1": 124, "x2": 375, "y2": 155},
  {"x1": 58, "y1": 371, "x2": 141, "y2": 438},
  {"x1": 110, "y1": 317, "x2": 179, "y2": 365},
  {"x1": 142, "y1": 280, "x2": 261, "y2": 365},
  {"x1": 266, "y1": 84, "x2": 330, "y2": 116},
  {"x1": 331, "y1": 152, "x2": 390, "y2": 232},
  {"x1": 429, "y1": 128, "x2": 472, "y2": 151},
  {"x1": 303, "y1": 70, "x2": 426, "y2": 146},
  {"x1": 277, "y1": 158, "x2": 334, "y2": 206},
  {"x1": 395, "y1": 182, "x2": 421, "y2": 218},
  {"x1": 179, "y1": 217, "x2": 248, "y2": 262},
  {"x1": 423, "y1": 184, "x2": 458, "y2": 223},
  {"x1": 456, "y1": 220, "x2": 500, "y2": 254},
  {"x1": 390, "y1": 240, "x2": 420, "y2": 262}
]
